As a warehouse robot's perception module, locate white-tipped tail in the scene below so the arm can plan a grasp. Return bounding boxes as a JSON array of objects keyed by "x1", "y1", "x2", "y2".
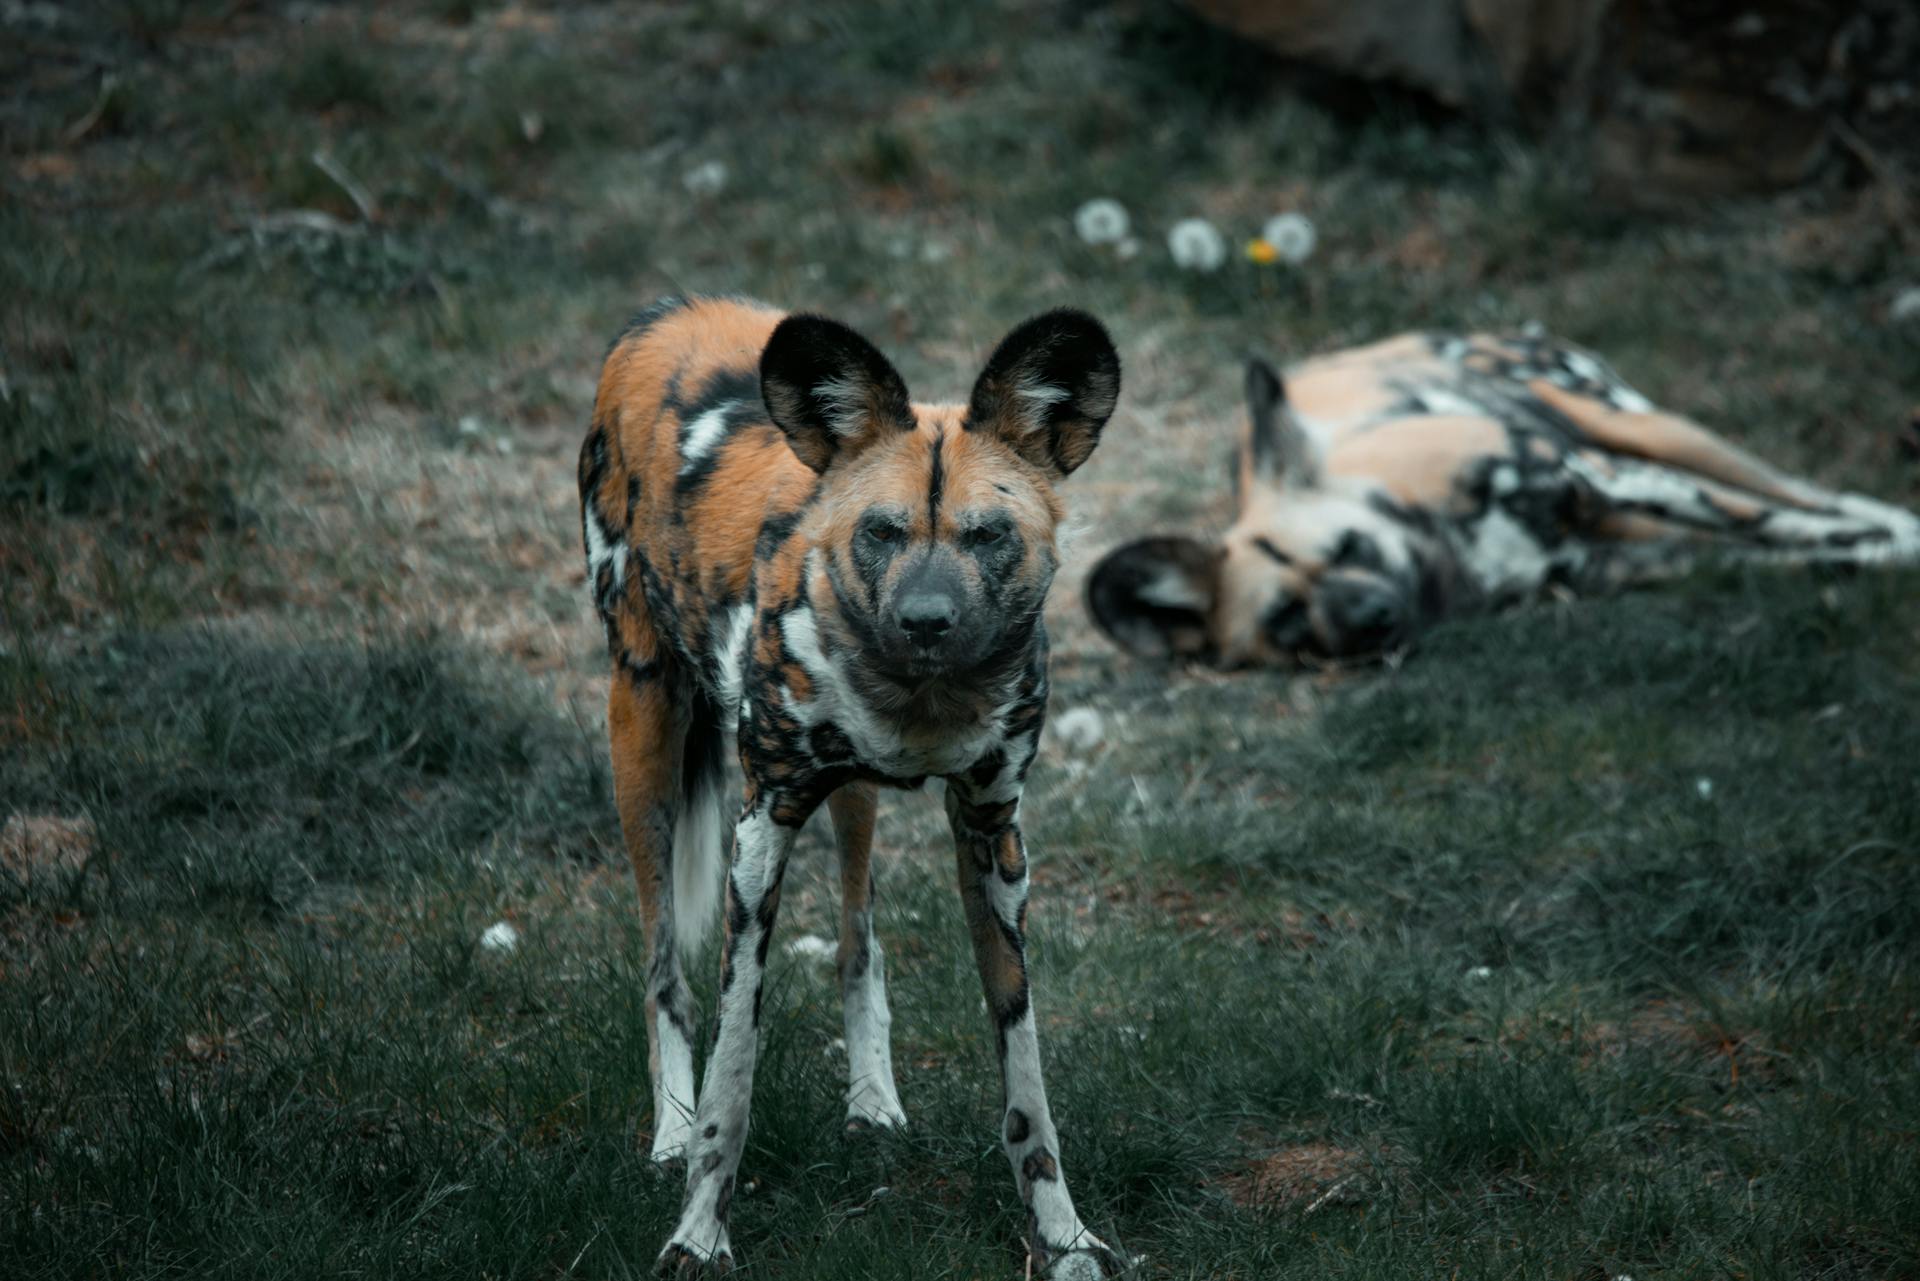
[{"x1": 670, "y1": 769, "x2": 728, "y2": 962}]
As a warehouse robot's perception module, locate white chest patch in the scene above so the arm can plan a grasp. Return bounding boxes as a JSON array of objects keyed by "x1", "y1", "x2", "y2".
[
  {"x1": 776, "y1": 601, "x2": 1012, "y2": 780},
  {"x1": 1459, "y1": 506, "x2": 1585, "y2": 600}
]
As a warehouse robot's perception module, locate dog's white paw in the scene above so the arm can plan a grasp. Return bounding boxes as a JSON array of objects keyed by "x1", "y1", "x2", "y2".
[
  {"x1": 844, "y1": 1084, "x2": 908, "y2": 1132},
  {"x1": 655, "y1": 1222, "x2": 734, "y2": 1276}
]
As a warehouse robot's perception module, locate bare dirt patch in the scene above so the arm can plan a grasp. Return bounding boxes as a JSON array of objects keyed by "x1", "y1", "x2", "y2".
[
  {"x1": 0, "y1": 813, "x2": 95, "y2": 877},
  {"x1": 1218, "y1": 1139, "x2": 1373, "y2": 1213}
]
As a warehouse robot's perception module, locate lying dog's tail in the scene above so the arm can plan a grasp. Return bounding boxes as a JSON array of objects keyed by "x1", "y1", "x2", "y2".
[{"x1": 671, "y1": 685, "x2": 729, "y2": 963}]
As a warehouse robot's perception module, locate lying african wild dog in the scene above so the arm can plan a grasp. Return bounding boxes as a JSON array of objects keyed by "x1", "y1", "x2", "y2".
[
  {"x1": 1089, "y1": 328, "x2": 1920, "y2": 667},
  {"x1": 579, "y1": 295, "x2": 1125, "y2": 1274}
]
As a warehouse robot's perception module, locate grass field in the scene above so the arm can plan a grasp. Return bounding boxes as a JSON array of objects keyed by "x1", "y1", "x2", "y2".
[{"x1": 5, "y1": 2, "x2": 1919, "y2": 1278}]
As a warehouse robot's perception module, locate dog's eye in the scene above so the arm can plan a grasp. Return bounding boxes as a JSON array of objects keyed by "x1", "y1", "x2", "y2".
[
  {"x1": 865, "y1": 521, "x2": 903, "y2": 544},
  {"x1": 964, "y1": 524, "x2": 1005, "y2": 547}
]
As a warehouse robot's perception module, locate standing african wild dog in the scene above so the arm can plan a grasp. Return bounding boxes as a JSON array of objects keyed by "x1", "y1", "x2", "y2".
[{"x1": 579, "y1": 295, "x2": 1125, "y2": 1274}]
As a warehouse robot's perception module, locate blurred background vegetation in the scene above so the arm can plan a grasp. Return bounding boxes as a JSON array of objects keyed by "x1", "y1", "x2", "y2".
[{"x1": 3, "y1": 3, "x2": 1917, "y2": 1278}]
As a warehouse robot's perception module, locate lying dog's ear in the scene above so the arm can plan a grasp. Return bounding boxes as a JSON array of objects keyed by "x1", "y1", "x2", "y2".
[
  {"x1": 761, "y1": 315, "x2": 915, "y2": 473},
  {"x1": 1086, "y1": 536, "x2": 1218, "y2": 662},
  {"x1": 966, "y1": 309, "x2": 1120, "y2": 477},
  {"x1": 1243, "y1": 356, "x2": 1320, "y2": 495}
]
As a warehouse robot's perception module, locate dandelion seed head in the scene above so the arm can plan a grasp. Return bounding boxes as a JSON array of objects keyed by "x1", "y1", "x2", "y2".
[
  {"x1": 682, "y1": 159, "x2": 729, "y2": 197},
  {"x1": 1073, "y1": 197, "x2": 1130, "y2": 246},
  {"x1": 1048, "y1": 706, "x2": 1106, "y2": 754},
  {"x1": 1261, "y1": 212, "x2": 1318, "y2": 265},
  {"x1": 1168, "y1": 217, "x2": 1227, "y2": 272}
]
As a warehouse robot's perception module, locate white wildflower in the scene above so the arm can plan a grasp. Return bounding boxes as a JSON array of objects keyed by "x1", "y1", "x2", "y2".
[
  {"x1": 1048, "y1": 706, "x2": 1106, "y2": 754},
  {"x1": 1073, "y1": 197, "x2": 1130, "y2": 246},
  {"x1": 682, "y1": 159, "x2": 729, "y2": 197},
  {"x1": 1261, "y1": 212, "x2": 1318, "y2": 265},
  {"x1": 1167, "y1": 217, "x2": 1227, "y2": 272},
  {"x1": 784, "y1": 934, "x2": 836, "y2": 963},
  {"x1": 1465, "y1": 965, "x2": 1493, "y2": 980},
  {"x1": 1695, "y1": 777, "x2": 1714, "y2": 800},
  {"x1": 1890, "y1": 286, "x2": 1920, "y2": 323},
  {"x1": 479, "y1": 921, "x2": 520, "y2": 953}
]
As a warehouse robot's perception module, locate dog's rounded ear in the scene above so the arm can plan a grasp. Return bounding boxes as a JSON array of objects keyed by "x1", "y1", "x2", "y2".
[
  {"x1": 761, "y1": 315, "x2": 915, "y2": 473},
  {"x1": 1085, "y1": 536, "x2": 1218, "y2": 662},
  {"x1": 966, "y1": 309, "x2": 1120, "y2": 478}
]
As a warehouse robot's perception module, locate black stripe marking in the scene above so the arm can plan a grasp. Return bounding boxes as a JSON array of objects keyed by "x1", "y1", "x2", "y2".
[
  {"x1": 606, "y1": 295, "x2": 689, "y2": 359},
  {"x1": 927, "y1": 429, "x2": 946, "y2": 528},
  {"x1": 1253, "y1": 536, "x2": 1293, "y2": 567}
]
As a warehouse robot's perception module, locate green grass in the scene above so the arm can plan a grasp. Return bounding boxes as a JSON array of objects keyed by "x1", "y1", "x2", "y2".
[
  {"x1": 6, "y1": 580, "x2": 1917, "y2": 1278},
  {"x1": 4, "y1": 1, "x2": 1918, "y2": 1277}
]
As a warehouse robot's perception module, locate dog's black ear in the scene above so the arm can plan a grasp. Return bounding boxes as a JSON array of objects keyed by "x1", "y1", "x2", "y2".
[
  {"x1": 1243, "y1": 356, "x2": 1319, "y2": 492},
  {"x1": 1085, "y1": 536, "x2": 1218, "y2": 662},
  {"x1": 966, "y1": 309, "x2": 1120, "y2": 477},
  {"x1": 761, "y1": 315, "x2": 915, "y2": 473}
]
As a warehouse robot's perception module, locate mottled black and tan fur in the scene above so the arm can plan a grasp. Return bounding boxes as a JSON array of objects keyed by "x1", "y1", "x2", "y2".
[
  {"x1": 1090, "y1": 328, "x2": 1920, "y2": 667},
  {"x1": 579, "y1": 295, "x2": 1124, "y2": 1276}
]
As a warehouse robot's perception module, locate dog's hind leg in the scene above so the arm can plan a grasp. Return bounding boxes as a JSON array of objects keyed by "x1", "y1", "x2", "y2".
[
  {"x1": 1530, "y1": 371, "x2": 1828, "y2": 509},
  {"x1": 1566, "y1": 452, "x2": 1920, "y2": 568},
  {"x1": 660, "y1": 792, "x2": 810, "y2": 1272},
  {"x1": 607, "y1": 649, "x2": 703, "y2": 1167},
  {"x1": 828, "y1": 782, "x2": 907, "y2": 1132}
]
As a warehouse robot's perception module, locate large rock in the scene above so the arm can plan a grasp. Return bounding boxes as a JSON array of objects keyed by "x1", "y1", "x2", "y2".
[{"x1": 1186, "y1": 0, "x2": 1920, "y2": 203}]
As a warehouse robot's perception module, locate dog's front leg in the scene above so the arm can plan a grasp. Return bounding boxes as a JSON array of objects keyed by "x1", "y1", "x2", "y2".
[
  {"x1": 828, "y1": 782, "x2": 907, "y2": 1131},
  {"x1": 657, "y1": 796, "x2": 805, "y2": 1275},
  {"x1": 945, "y1": 783, "x2": 1125, "y2": 1279}
]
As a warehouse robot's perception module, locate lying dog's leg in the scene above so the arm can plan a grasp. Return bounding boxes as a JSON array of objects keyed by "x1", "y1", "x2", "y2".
[
  {"x1": 1532, "y1": 380, "x2": 1829, "y2": 510},
  {"x1": 659, "y1": 796, "x2": 807, "y2": 1274},
  {"x1": 946, "y1": 783, "x2": 1123, "y2": 1280},
  {"x1": 828, "y1": 782, "x2": 906, "y2": 1132},
  {"x1": 1566, "y1": 453, "x2": 1920, "y2": 566},
  {"x1": 606, "y1": 656, "x2": 700, "y2": 1167}
]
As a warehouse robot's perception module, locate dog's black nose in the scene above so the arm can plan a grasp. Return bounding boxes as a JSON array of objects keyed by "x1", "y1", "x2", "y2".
[
  {"x1": 1323, "y1": 578, "x2": 1406, "y2": 653},
  {"x1": 896, "y1": 593, "x2": 957, "y2": 646},
  {"x1": 1343, "y1": 593, "x2": 1396, "y2": 633}
]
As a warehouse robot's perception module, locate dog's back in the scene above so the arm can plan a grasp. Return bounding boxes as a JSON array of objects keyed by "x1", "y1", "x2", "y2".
[{"x1": 581, "y1": 295, "x2": 813, "y2": 699}]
